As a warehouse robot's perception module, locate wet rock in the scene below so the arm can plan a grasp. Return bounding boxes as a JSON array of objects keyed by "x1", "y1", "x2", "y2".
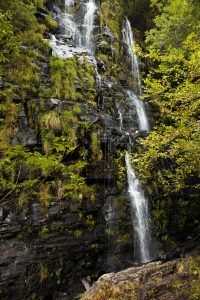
[
  {"x1": 102, "y1": 25, "x2": 114, "y2": 41},
  {"x1": 12, "y1": 128, "x2": 38, "y2": 147}
]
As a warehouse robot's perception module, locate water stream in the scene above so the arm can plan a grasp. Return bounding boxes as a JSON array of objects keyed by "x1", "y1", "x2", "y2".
[
  {"x1": 122, "y1": 17, "x2": 142, "y2": 95},
  {"x1": 65, "y1": 0, "x2": 74, "y2": 8},
  {"x1": 122, "y1": 18, "x2": 149, "y2": 132},
  {"x1": 125, "y1": 153, "x2": 152, "y2": 263},
  {"x1": 83, "y1": 0, "x2": 97, "y2": 49},
  {"x1": 127, "y1": 90, "x2": 149, "y2": 131},
  {"x1": 123, "y1": 18, "x2": 154, "y2": 262},
  {"x1": 49, "y1": 1, "x2": 154, "y2": 266},
  {"x1": 118, "y1": 110, "x2": 123, "y2": 131}
]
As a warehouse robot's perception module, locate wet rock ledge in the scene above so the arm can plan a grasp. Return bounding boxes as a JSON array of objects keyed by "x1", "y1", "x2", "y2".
[{"x1": 80, "y1": 256, "x2": 200, "y2": 300}]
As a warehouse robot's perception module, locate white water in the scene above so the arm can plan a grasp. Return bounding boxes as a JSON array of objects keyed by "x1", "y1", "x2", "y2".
[
  {"x1": 49, "y1": 0, "x2": 98, "y2": 59},
  {"x1": 61, "y1": 12, "x2": 81, "y2": 44},
  {"x1": 123, "y1": 17, "x2": 154, "y2": 263},
  {"x1": 122, "y1": 17, "x2": 150, "y2": 131},
  {"x1": 83, "y1": 0, "x2": 97, "y2": 48},
  {"x1": 65, "y1": 0, "x2": 74, "y2": 8},
  {"x1": 49, "y1": 2, "x2": 83, "y2": 59},
  {"x1": 122, "y1": 18, "x2": 142, "y2": 95},
  {"x1": 125, "y1": 153, "x2": 152, "y2": 263},
  {"x1": 118, "y1": 110, "x2": 123, "y2": 131},
  {"x1": 127, "y1": 90, "x2": 149, "y2": 131}
]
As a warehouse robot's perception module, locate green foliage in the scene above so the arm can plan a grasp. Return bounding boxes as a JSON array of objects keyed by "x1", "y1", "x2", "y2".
[
  {"x1": 0, "y1": 0, "x2": 50, "y2": 103},
  {"x1": 0, "y1": 100, "x2": 20, "y2": 147},
  {"x1": 114, "y1": 150, "x2": 126, "y2": 189},
  {"x1": 0, "y1": 0, "x2": 38, "y2": 33},
  {"x1": 63, "y1": 160, "x2": 95, "y2": 203},
  {"x1": 132, "y1": 0, "x2": 200, "y2": 238},
  {"x1": 100, "y1": 0, "x2": 123, "y2": 39},
  {"x1": 49, "y1": 56, "x2": 97, "y2": 103},
  {"x1": 0, "y1": 2, "x2": 102, "y2": 260},
  {"x1": 45, "y1": 16, "x2": 58, "y2": 29},
  {"x1": 40, "y1": 111, "x2": 62, "y2": 135},
  {"x1": 146, "y1": 0, "x2": 200, "y2": 50},
  {"x1": 50, "y1": 56, "x2": 78, "y2": 100},
  {"x1": 0, "y1": 11, "x2": 18, "y2": 67},
  {"x1": 90, "y1": 132, "x2": 103, "y2": 164},
  {"x1": 40, "y1": 264, "x2": 49, "y2": 282},
  {"x1": 7, "y1": 51, "x2": 41, "y2": 100}
]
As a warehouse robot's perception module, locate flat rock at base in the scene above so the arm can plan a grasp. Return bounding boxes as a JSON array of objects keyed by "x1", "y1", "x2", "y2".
[{"x1": 80, "y1": 257, "x2": 199, "y2": 300}]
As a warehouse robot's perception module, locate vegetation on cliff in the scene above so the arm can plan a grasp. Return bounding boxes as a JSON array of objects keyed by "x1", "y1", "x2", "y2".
[
  {"x1": 130, "y1": 0, "x2": 200, "y2": 242},
  {"x1": 0, "y1": 0, "x2": 199, "y2": 298},
  {"x1": 0, "y1": 0, "x2": 101, "y2": 208}
]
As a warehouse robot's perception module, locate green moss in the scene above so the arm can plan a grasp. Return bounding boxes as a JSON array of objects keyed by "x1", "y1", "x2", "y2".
[
  {"x1": 50, "y1": 56, "x2": 78, "y2": 100},
  {"x1": 39, "y1": 226, "x2": 49, "y2": 240},
  {"x1": 40, "y1": 264, "x2": 49, "y2": 283},
  {"x1": 40, "y1": 111, "x2": 62, "y2": 135},
  {"x1": 100, "y1": 0, "x2": 123, "y2": 39},
  {"x1": 90, "y1": 243, "x2": 99, "y2": 250},
  {"x1": 73, "y1": 103, "x2": 81, "y2": 114},
  {"x1": 114, "y1": 150, "x2": 126, "y2": 189},
  {"x1": 39, "y1": 184, "x2": 52, "y2": 208},
  {"x1": 117, "y1": 233, "x2": 131, "y2": 244},
  {"x1": 45, "y1": 16, "x2": 58, "y2": 29},
  {"x1": 73, "y1": 229, "x2": 83, "y2": 238},
  {"x1": 49, "y1": 56, "x2": 97, "y2": 103},
  {"x1": 90, "y1": 132, "x2": 102, "y2": 163}
]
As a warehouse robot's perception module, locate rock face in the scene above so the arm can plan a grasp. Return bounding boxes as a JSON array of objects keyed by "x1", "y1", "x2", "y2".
[
  {"x1": 80, "y1": 257, "x2": 200, "y2": 300},
  {"x1": 0, "y1": 1, "x2": 199, "y2": 300},
  {"x1": 0, "y1": 2, "x2": 143, "y2": 299}
]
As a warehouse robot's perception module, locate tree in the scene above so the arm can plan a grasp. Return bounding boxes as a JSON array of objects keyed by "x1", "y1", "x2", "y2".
[
  {"x1": 132, "y1": 0, "x2": 200, "y2": 239},
  {"x1": 0, "y1": 11, "x2": 18, "y2": 74}
]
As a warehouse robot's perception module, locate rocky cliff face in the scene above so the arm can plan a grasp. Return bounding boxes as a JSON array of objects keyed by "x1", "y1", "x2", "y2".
[
  {"x1": 0, "y1": 1, "x2": 199, "y2": 300},
  {"x1": 0, "y1": 1, "x2": 144, "y2": 299}
]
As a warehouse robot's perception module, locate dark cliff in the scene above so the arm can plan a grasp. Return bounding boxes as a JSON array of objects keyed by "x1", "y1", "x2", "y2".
[{"x1": 0, "y1": 0, "x2": 199, "y2": 299}]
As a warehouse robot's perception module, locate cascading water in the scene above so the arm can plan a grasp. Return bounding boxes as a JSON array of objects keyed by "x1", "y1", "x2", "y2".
[
  {"x1": 118, "y1": 110, "x2": 123, "y2": 131},
  {"x1": 49, "y1": 0, "x2": 155, "y2": 268},
  {"x1": 122, "y1": 17, "x2": 142, "y2": 95},
  {"x1": 122, "y1": 17, "x2": 150, "y2": 133},
  {"x1": 122, "y1": 17, "x2": 150, "y2": 131},
  {"x1": 125, "y1": 153, "x2": 152, "y2": 263},
  {"x1": 65, "y1": 0, "x2": 74, "y2": 8},
  {"x1": 127, "y1": 90, "x2": 149, "y2": 131},
  {"x1": 50, "y1": 2, "x2": 82, "y2": 58},
  {"x1": 60, "y1": 11, "x2": 80, "y2": 45},
  {"x1": 122, "y1": 18, "x2": 154, "y2": 263},
  {"x1": 49, "y1": 0, "x2": 101, "y2": 90},
  {"x1": 83, "y1": 0, "x2": 97, "y2": 49}
]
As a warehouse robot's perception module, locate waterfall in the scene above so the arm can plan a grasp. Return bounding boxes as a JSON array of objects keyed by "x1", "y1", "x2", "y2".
[
  {"x1": 65, "y1": 0, "x2": 74, "y2": 8},
  {"x1": 118, "y1": 110, "x2": 123, "y2": 131},
  {"x1": 83, "y1": 0, "x2": 97, "y2": 48},
  {"x1": 125, "y1": 153, "x2": 152, "y2": 263},
  {"x1": 122, "y1": 17, "x2": 154, "y2": 263},
  {"x1": 127, "y1": 90, "x2": 149, "y2": 131},
  {"x1": 60, "y1": 12, "x2": 80, "y2": 44},
  {"x1": 49, "y1": 0, "x2": 98, "y2": 59},
  {"x1": 49, "y1": 2, "x2": 83, "y2": 59},
  {"x1": 122, "y1": 17, "x2": 150, "y2": 132},
  {"x1": 49, "y1": 1, "x2": 155, "y2": 268},
  {"x1": 122, "y1": 18, "x2": 142, "y2": 95}
]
